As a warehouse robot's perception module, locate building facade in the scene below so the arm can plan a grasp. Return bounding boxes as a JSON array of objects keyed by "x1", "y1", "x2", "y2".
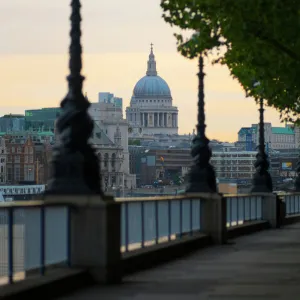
[
  {"x1": 238, "y1": 123, "x2": 296, "y2": 150},
  {"x1": 0, "y1": 114, "x2": 25, "y2": 133},
  {"x1": 98, "y1": 92, "x2": 123, "y2": 110},
  {"x1": 126, "y1": 46, "x2": 178, "y2": 135},
  {"x1": 4, "y1": 134, "x2": 52, "y2": 185},
  {"x1": 88, "y1": 101, "x2": 136, "y2": 191},
  {"x1": 211, "y1": 151, "x2": 257, "y2": 185},
  {"x1": 139, "y1": 148, "x2": 191, "y2": 186},
  {"x1": 25, "y1": 107, "x2": 61, "y2": 132},
  {"x1": 0, "y1": 138, "x2": 7, "y2": 184},
  {"x1": 6, "y1": 136, "x2": 35, "y2": 184}
]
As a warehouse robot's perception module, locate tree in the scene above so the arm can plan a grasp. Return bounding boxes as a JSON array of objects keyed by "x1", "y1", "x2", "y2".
[{"x1": 161, "y1": 0, "x2": 300, "y2": 122}]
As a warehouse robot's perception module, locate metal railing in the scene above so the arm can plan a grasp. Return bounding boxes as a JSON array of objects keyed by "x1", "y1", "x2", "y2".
[
  {"x1": 283, "y1": 193, "x2": 300, "y2": 215},
  {"x1": 224, "y1": 195, "x2": 263, "y2": 227},
  {"x1": 118, "y1": 196, "x2": 204, "y2": 253},
  {"x1": 0, "y1": 202, "x2": 70, "y2": 285},
  {"x1": 2, "y1": 193, "x2": 298, "y2": 286}
]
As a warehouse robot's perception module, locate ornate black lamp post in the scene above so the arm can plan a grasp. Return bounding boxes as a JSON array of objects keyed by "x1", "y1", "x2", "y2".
[
  {"x1": 186, "y1": 54, "x2": 217, "y2": 193},
  {"x1": 251, "y1": 86, "x2": 273, "y2": 193},
  {"x1": 46, "y1": 0, "x2": 103, "y2": 196}
]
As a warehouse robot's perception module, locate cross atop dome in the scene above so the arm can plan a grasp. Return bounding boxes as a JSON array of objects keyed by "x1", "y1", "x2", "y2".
[{"x1": 146, "y1": 43, "x2": 157, "y2": 76}]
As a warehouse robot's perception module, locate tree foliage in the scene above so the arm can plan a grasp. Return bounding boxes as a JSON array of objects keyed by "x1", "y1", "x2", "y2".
[{"x1": 161, "y1": 0, "x2": 300, "y2": 122}]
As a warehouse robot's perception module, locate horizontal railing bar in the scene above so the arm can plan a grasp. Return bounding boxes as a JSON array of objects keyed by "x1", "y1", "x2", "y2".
[
  {"x1": 223, "y1": 193, "x2": 270, "y2": 198},
  {"x1": 116, "y1": 193, "x2": 220, "y2": 202},
  {"x1": 1, "y1": 192, "x2": 298, "y2": 208},
  {"x1": 0, "y1": 201, "x2": 75, "y2": 209}
]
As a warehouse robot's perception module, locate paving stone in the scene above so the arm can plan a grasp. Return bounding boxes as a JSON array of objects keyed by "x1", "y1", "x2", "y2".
[{"x1": 58, "y1": 222, "x2": 300, "y2": 300}]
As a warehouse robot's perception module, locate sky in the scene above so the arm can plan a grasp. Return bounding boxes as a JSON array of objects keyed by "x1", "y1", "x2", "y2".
[{"x1": 0, "y1": 0, "x2": 284, "y2": 141}]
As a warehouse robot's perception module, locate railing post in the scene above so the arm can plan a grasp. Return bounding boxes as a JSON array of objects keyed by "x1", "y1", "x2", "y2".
[
  {"x1": 197, "y1": 193, "x2": 227, "y2": 244},
  {"x1": 259, "y1": 193, "x2": 278, "y2": 228},
  {"x1": 66, "y1": 196, "x2": 121, "y2": 283}
]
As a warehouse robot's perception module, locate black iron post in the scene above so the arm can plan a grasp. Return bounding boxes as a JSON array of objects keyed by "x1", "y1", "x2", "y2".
[
  {"x1": 295, "y1": 153, "x2": 300, "y2": 191},
  {"x1": 186, "y1": 55, "x2": 217, "y2": 193},
  {"x1": 46, "y1": 0, "x2": 103, "y2": 196},
  {"x1": 251, "y1": 98, "x2": 273, "y2": 193}
]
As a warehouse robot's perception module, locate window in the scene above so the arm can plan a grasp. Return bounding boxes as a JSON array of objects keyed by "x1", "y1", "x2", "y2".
[
  {"x1": 11, "y1": 147, "x2": 15, "y2": 153},
  {"x1": 30, "y1": 155, "x2": 34, "y2": 163},
  {"x1": 25, "y1": 165, "x2": 34, "y2": 181},
  {"x1": 29, "y1": 147, "x2": 33, "y2": 154},
  {"x1": 104, "y1": 153, "x2": 109, "y2": 168},
  {"x1": 17, "y1": 147, "x2": 21, "y2": 154},
  {"x1": 15, "y1": 156, "x2": 20, "y2": 163},
  {"x1": 111, "y1": 153, "x2": 116, "y2": 169},
  {"x1": 14, "y1": 165, "x2": 20, "y2": 181},
  {"x1": 25, "y1": 155, "x2": 28, "y2": 163}
]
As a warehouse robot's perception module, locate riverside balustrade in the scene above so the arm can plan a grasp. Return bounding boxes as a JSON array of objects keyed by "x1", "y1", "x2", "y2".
[
  {"x1": 225, "y1": 195, "x2": 263, "y2": 227},
  {"x1": 0, "y1": 192, "x2": 297, "y2": 287},
  {"x1": 0, "y1": 202, "x2": 70, "y2": 285},
  {"x1": 283, "y1": 193, "x2": 300, "y2": 216},
  {"x1": 118, "y1": 193, "x2": 270, "y2": 252},
  {"x1": 119, "y1": 196, "x2": 203, "y2": 253}
]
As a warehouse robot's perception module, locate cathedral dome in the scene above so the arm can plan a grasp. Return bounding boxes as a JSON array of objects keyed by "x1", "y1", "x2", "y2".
[
  {"x1": 133, "y1": 75, "x2": 171, "y2": 97},
  {"x1": 132, "y1": 45, "x2": 172, "y2": 98}
]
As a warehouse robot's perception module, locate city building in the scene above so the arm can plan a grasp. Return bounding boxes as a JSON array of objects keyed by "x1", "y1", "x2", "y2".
[
  {"x1": 0, "y1": 130, "x2": 55, "y2": 144},
  {"x1": 0, "y1": 138, "x2": 7, "y2": 184},
  {"x1": 5, "y1": 136, "x2": 35, "y2": 184},
  {"x1": 34, "y1": 139, "x2": 53, "y2": 185},
  {"x1": 89, "y1": 101, "x2": 136, "y2": 191},
  {"x1": 139, "y1": 148, "x2": 191, "y2": 186},
  {"x1": 0, "y1": 114, "x2": 25, "y2": 133},
  {"x1": 129, "y1": 133, "x2": 193, "y2": 149},
  {"x1": 25, "y1": 107, "x2": 61, "y2": 132},
  {"x1": 126, "y1": 46, "x2": 179, "y2": 135},
  {"x1": 129, "y1": 145, "x2": 147, "y2": 187},
  {"x1": 238, "y1": 123, "x2": 296, "y2": 150},
  {"x1": 4, "y1": 134, "x2": 52, "y2": 185},
  {"x1": 211, "y1": 151, "x2": 257, "y2": 186},
  {"x1": 98, "y1": 92, "x2": 123, "y2": 110}
]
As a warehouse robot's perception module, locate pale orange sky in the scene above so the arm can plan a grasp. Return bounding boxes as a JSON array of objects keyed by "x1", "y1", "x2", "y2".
[{"x1": 0, "y1": 0, "x2": 283, "y2": 141}]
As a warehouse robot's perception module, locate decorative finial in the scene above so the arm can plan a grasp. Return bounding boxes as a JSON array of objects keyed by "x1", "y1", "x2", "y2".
[{"x1": 150, "y1": 43, "x2": 153, "y2": 53}]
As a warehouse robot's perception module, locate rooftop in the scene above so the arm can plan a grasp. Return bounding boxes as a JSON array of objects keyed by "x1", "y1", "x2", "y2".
[{"x1": 272, "y1": 127, "x2": 294, "y2": 135}]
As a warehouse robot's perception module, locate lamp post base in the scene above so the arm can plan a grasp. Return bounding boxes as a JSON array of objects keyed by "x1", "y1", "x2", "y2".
[
  {"x1": 251, "y1": 171, "x2": 273, "y2": 193},
  {"x1": 186, "y1": 164, "x2": 217, "y2": 193},
  {"x1": 46, "y1": 151, "x2": 92, "y2": 195}
]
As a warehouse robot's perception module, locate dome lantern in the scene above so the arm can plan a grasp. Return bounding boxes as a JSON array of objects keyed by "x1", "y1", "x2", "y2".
[
  {"x1": 146, "y1": 43, "x2": 157, "y2": 76},
  {"x1": 132, "y1": 44, "x2": 172, "y2": 98}
]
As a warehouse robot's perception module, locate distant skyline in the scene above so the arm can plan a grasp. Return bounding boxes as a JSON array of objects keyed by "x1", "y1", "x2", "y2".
[{"x1": 0, "y1": 0, "x2": 284, "y2": 141}]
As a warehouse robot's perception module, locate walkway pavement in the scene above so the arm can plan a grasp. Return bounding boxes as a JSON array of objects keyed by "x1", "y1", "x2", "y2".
[{"x1": 59, "y1": 222, "x2": 300, "y2": 299}]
